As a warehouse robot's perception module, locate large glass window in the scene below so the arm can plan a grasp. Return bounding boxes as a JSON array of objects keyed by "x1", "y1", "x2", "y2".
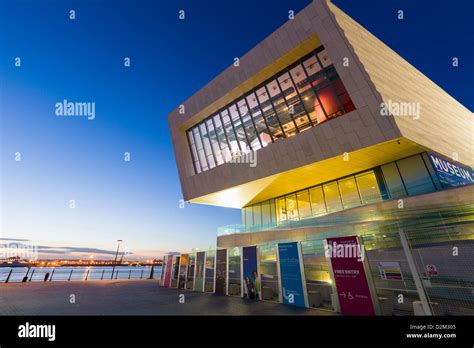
[
  {"x1": 220, "y1": 109, "x2": 240, "y2": 157},
  {"x1": 323, "y1": 182, "x2": 343, "y2": 213},
  {"x1": 204, "y1": 251, "x2": 215, "y2": 293},
  {"x1": 261, "y1": 200, "x2": 271, "y2": 225},
  {"x1": 229, "y1": 104, "x2": 250, "y2": 154},
  {"x1": 246, "y1": 93, "x2": 272, "y2": 146},
  {"x1": 301, "y1": 239, "x2": 335, "y2": 310},
  {"x1": 268, "y1": 79, "x2": 297, "y2": 137},
  {"x1": 228, "y1": 247, "x2": 241, "y2": 296},
  {"x1": 285, "y1": 193, "x2": 299, "y2": 221},
  {"x1": 259, "y1": 244, "x2": 279, "y2": 301},
  {"x1": 192, "y1": 127, "x2": 208, "y2": 171},
  {"x1": 396, "y1": 155, "x2": 436, "y2": 195},
  {"x1": 255, "y1": 86, "x2": 284, "y2": 141},
  {"x1": 199, "y1": 123, "x2": 216, "y2": 169},
  {"x1": 276, "y1": 197, "x2": 287, "y2": 224},
  {"x1": 252, "y1": 203, "x2": 262, "y2": 226},
  {"x1": 309, "y1": 186, "x2": 327, "y2": 216},
  {"x1": 297, "y1": 190, "x2": 312, "y2": 219},
  {"x1": 187, "y1": 46, "x2": 355, "y2": 174},
  {"x1": 187, "y1": 130, "x2": 201, "y2": 174},
  {"x1": 338, "y1": 176, "x2": 362, "y2": 209},
  {"x1": 237, "y1": 98, "x2": 261, "y2": 151},
  {"x1": 245, "y1": 206, "x2": 253, "y2": 227},
  {"x1": 206, "y1": 119, "x2": 224, "y2": 165},
  {"x1": 213, "y1": 114, "x2": 232, "y2": 162},
  {"x1": 381, "y1": 162, "x2": 407, "y2": 198},
  {"x1": 356, "y1": 171, "x2": 383, "y2": 204},
  {"x1": 278, "y1": 72, "x2": 311, "y2": 132}
]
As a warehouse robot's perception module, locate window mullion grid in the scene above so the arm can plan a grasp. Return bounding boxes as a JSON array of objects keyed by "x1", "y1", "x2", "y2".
[
  {"x1": 242, "y1": 97, "x2": 264, "y2": 149},
  {"x1": 187, "y1": 130, "x2": 201, "y2": 175},
  {"x1": 218, "y1": 111, "x2": 232, "y2": 157},
  {"x1": 275, "y1": 77, "x2": 300, "y2": 133},
  {"x1": 204, "y1": 119, "x2": 219, "y2": 165},
  {"x1": 235, "y1": 102, "x2": 253, "y2": 151},
  {"x1": 286, "y1": 67, "x2": 315, "y2": 127},
  {"x1": 196, "y1": 123, "x2": 211, "y2": 170},
  {"x1": 263, "y1": 84, "x2": 287, "y2": 138},
  {"x1": 312, "y1": 52, "x2": 346, "y2": 115},
  {"x1": 250, "y1": 93, "x2": 275, "y2": 143},
  {"x1": 299, "y1": 58, "x2": 330, "y2": 122},
  {"x1": 225, "y1": 107, "x2": 243, "y2": 155}
]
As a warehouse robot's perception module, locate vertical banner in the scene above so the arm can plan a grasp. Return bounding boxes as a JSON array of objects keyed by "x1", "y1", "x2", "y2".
[
  {"x1": 186, "y1": 254, "x2": 195, "y2": 290},
  {"x1": 242, "y1": 246, "x2": 258, "y2": 299},
  {"x1": 194, "y1": 251, "x2": 205, "y2": 292},
  {"x1": 163, "y1": 255, "x2": 173, "y2": 288},
  {"x1": 326, "y1": 236, "x2": 375, "y2": 315},
  {"x1": 215, "y1": 249, "x2": 227, "y2": 295},
  {"x1": 173, "y1": 255, "x2": 180, "y2": 288},
  {"x1": 278, "y1": 242, "x2": 306, "y2": 307},
  {"x1": 178, "y1": 254, "x2": 188, "y2": 289}
]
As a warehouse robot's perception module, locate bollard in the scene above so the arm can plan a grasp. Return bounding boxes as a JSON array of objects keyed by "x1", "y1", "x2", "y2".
[
  {"x1": 44, "y1": 272, "x2": 50, "y2": 282},
  {"x1": 85, "y1": 269, "x2": 90, "y2": 281},
  {"x1": 68, "y1": 269, "x2": 73, "y2": 281},
  {"x1": 140, "y1": 269, "x2": 144, "y2": 279},
  {"x1": 128, "y1": 269, "x2": 132, "y2": 279},
  {"x1": 5, "y1": 269, "x2": 13, "y2": 283},
  {"x1": 49, "y1": 269, "x2": 55, "y2": 282},
  {"x1": 29, "y1": 269, "x2": 36, "y2": 282},
  {"x1": 101, "y1": 269, "x2": 105, "y2": 280}
]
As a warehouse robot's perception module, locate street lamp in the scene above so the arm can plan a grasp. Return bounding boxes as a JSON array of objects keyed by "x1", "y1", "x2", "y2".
[{"x1": 111, "y1": 240, "x2": 122, "y2": 280}]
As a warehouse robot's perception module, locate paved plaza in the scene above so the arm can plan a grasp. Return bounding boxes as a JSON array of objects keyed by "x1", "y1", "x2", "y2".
[{"x1": 0, "y1": 280, "x2": 335, "y2": 316}]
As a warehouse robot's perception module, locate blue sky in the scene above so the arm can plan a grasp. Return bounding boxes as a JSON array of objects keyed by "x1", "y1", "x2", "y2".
[{"x1": 1, "y1": 0, "x2": 472, "y2": 260}]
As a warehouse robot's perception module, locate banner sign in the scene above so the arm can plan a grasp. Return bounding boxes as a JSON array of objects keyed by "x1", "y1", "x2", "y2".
[
  {"x1": 172, "y1": 255, "x2": 180, "y2": 288},
  {"x1": 186, "y1": 254, "x2": 195, "y2": 290},
  {"x1": 278, "y1": 242, "x2": 306, "y2": 307},
  {"x1": 428, "y1": 152, "x2": 474, "y2": 187},
  {"x1": 194, "y1": 251, "x2": 205, "y2": 292},
  {"x1": 378, "y1": 261, "x2": 403, "y2": 281},
  {"x1": 215, "y1": 249, "x2": 227, "y2": 295},
  {"x1": 326, "y1": 236, "x2": 375, "y2": 315},
  {"x1": 178, "y1": 254, "x2": 188, "y2": 289},
  {"x1": 242, "y1": 246, "x2": 258, "y2": 300},
  {"x1": 163, "y1": 255, "x2": 173, "y2": 288}
]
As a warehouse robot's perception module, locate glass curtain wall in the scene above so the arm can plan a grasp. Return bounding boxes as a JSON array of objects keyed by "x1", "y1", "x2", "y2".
[
  {"x1": 187, "y1": 46, "x2": 356, "y2": 174},
  {"x1": 228, "y1": 247, "x2": 242, "y2": 296},
  {"x1": 241, "y1": 153, "x2": 441, "y2": 229},
  {"x1": 259, "y1": 243, "x2": 280, "y2": 301},
  {"x1": 204, "y1": 251, "x2": 215, "y2": 292},
  {"x1": 301, "y1": 239, "x2": 335, "y2": 310},
  {"x1": 185, "y1": 254, "x2": 195, "y2": 290}
]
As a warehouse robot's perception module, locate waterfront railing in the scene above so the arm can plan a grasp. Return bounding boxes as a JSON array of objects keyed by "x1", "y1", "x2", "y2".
[{"x1": 1, "y1": 266, "x2": 162, "y2": 283}]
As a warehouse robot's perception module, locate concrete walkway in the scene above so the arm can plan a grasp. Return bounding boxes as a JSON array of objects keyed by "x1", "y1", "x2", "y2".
[{"x1": 0, "y1": 280, "x2": 335, "y2": 316}]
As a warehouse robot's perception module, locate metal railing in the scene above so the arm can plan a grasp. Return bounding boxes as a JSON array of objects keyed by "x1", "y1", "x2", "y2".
[{"x1": 1, "y1": 266, "x2": 162, "y2": 283}]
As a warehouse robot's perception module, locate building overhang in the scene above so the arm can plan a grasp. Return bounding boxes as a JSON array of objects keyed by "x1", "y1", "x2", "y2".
[{"x1": 189, "y1": 137, "x2": 425, "y2": 208}]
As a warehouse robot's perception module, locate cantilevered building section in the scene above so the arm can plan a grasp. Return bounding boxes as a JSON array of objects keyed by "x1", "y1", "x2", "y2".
[{"x1": 168, "y1": 0, "x2": 473, "y2": 315}]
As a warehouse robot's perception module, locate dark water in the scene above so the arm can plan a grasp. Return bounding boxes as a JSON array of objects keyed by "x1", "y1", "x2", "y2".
[{"x1": 0, "y1": 266, "x2": 162, "y2": 283}]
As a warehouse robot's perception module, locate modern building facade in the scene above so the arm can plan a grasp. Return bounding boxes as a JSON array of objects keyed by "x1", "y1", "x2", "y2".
[{"x1": 168, "y1": 0, "x2": 473, "y2": 315}]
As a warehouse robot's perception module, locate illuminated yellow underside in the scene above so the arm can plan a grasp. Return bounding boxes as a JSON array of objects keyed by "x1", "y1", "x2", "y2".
[{"x1": 189, "y1": 138, "x2": 425, "y2": 209}]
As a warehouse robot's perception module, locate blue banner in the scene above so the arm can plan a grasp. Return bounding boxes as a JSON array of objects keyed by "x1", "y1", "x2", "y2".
[
  {"x1": 242, "y1": 246, "x2": 258, "y2": 300},
  {"x1": 428, "y1": 153, "x2": 474, "y2": 188},
  {"x1": 278, "y1": 242, "x2": 306, "y2": 307}
]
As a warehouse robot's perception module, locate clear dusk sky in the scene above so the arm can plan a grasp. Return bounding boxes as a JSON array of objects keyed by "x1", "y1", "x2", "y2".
[{"x1": 1, "y1": 0, "x2": 472, "y2": 260}]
